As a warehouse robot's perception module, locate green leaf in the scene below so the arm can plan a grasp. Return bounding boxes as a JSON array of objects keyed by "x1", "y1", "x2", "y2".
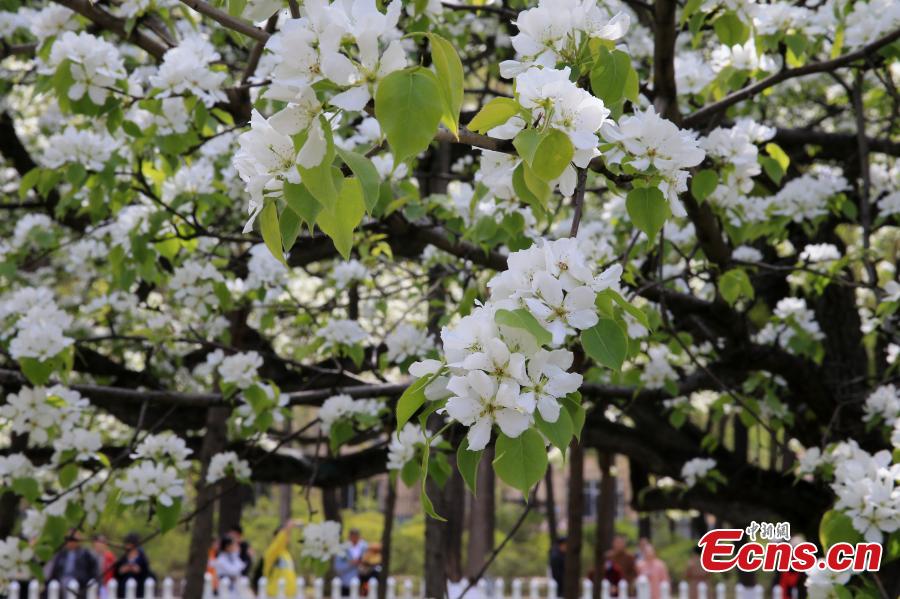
[
  {"x1": 495, "y1": 308, "x2": 552, "y2": 346},
  {"x1": 58, "y1": 463, "x2": 78, "y2": 488},
  {"x1": 329, "y1": 419, "x2": 355, "y2": 453},
  {"x1": 420, "y1": 487, "x2": 446, "y2": 521},
  {"x1": 718, "y1": 268, "x2": 754, "y2": 305},
  {"x1": 561, "y1": 393, "x2": 586, "y2": 440},
  {"x1": 457, "y1": 440, "x2": 483, "y2": 495},
  {"x1": 590, "y1": 48, "x2": 635, "y2": 106},
  {"x1": 315, "y1": 177, "x2": 366, "y2": 260},
  {"x1": 396, "y1": 373, "x2": 434, "y2": 430},
  {"x1": 425, "y1": 33, "x2": 464, "y2": 137},
  {"x1": 493, "y1": 430, "x2": 548, "y2": 497},
  {"x1": 156, "y1": 498, "x2": 181, "y2": 533},
  {"x1": 12, "y1": 477, "x2": 40, "y2": 502},
  {"x1": 284, "y1": 181, "x2": 322, "y2": 225},
  {"x1": 819, "y1": 510, "x2": 864, "y2": 550},
  {"x1": 759, "y1": 156, "x2": 783, "y2": 184},
  {"x1": 336, "y1": 148, "x2": 381, "y2": 214},
  {"x1": 279, "y1": 206, "x2": 302, "y2": 251},
  {"x1": 467, "y1": 98, "x2": 522, "y2": 134},
  {"x1": 581, "y1": 318, "x2": 628, "y2": 370},
  {"x1": 597, "y1": 288, "x2": 651, "y2": 332},
  {"x1": 18, "y1": 167, "x2": 42, "y2": 199},
  {"x1": 259, "y1": 200, "x2": 287, "y2": 265},
  {"x1": 375, "y1": 67, "x2": 444, "y2": 164},
  {"x1": 713, "y1": 11, "x2": 749, "y2": 46},
  {"x1": 765, "y1": 143, "x2": 790, "y2": 172},
  {"x1": 400, "y1": 458, "x2": 421, "y2": 487},
  {"x1": 19, "y1": 358, "x2": 55, "y2": 386},
  {"x1": 690, "y1": 169, "x2": 718, "y2": 202},
  {"x1": 535, "y1": 408, "x2": 574, "y2": 453},
  {"x1": 625, "y1": 187, "x2": 669, "y2": 241},
  {"x1": 513, "y1": 129, "x2": 573, "y2": 182}
]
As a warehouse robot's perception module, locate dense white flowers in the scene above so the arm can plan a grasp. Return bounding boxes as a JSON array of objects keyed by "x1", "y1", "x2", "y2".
[
  {"x1": 681, "y1": 457, "x2": 716, "y2": 487},
  {"x1": 41, "y1": 127, "x2": 120, "y2": 170},
  {"x1": 317, "y1": 319, "x2": 368, "y2": 349},
  {"x1": 864, "y1": 385, "x2": 900, "y2": 424},
  {"x1": 218, "y1": 351, "x2": 264, "y2": 389},
  {"x1": 601, "y1": 107, "x2": 705, "y2": 215},
  {"x1": 117, "y1": 461, "x2": 185, "y2": 507},
  {"x1": 772, "y1": 170, "x2": 847, "y2": 222},
  {"x1": 332, "y1": 260, "x2": 370, "y2": 290},
  {"x1": 499, "y1": 0, "x2": 629, "y2": 77},
  {"x1": 0, "y1": 537, "x2": 33, "y2": 583},
  {"x1": 805, "y1": 561, "x2": 851, "y2": 599},
  {"x1": 206, "y1": 451, "x2": 252, "y2": 484},
  {"x1": 150, "y1": 36, "x2": 226, "y2": 107},
  {"x1": 1, "y1": 386, "x2": 86, "y2": 446},
  {"x1": 386, "y1": 423, "x2": 438, "y2": 471},
  {"x1": 131, "y1": 433, "x2": 194, "y2": 469},
  {"x1": 829, "y1": 441, "x2": 900, "y2": 542},
  {"x1": 755, "y1": 297, "x2": 824, "y2": 351},
  {"x1": 44, "y1": 31, "x2": 125, "y2": 105},
  {"x1": 318, "y1": 394, "x2": 382, "y2": 433},
  {"x1": 799, "y1": 243, "x2": 841, "y2": 263},
  {"x1": 301, "y1": 521, "x2": 345, "y2": 561},
  {"x1": 385, "y1": 324, "x2": 433, "y2": 364}
]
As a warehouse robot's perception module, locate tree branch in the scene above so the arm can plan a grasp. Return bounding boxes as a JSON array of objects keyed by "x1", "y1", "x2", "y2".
[{"x1": 177, "y1": 0, "x2": 271, "y2": 42}]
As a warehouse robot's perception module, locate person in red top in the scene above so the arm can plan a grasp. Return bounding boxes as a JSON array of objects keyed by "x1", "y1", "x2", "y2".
[{"x1": 92, "y1": 535, "x2": 116, "y2": 596}]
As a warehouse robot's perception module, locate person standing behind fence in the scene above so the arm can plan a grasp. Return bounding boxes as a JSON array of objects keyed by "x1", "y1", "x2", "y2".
[
  {"x1": 604, "y1": 535, "x2": 638, "y2": 596},
  {"x1": 263, "y1": 519, "x2": 298, "y2": 597},
  {"x1": 334, "y1": 528, "x2": 368, "y2": 596},
  {"x1": 112, "y1": 533, "x2": 153, "y2": 598},
  {"x1": 548, "y1": 537, "x2": 566, "y2": 598},
  {"x1": 92, "y1": 535, "x2": 116, "y2": 598},
  {"x1": 214, "y1": 536, "x2": 246, "y2": 592},
  {"x1": 228, "y1": 525, "x2": 254, "y2": 577},
  {"x1": 45, "y1": 530, "x2": 99, "y2": 598},
  {"x1": 636, "y1": 543, "x2": 670, "y2": 599}
]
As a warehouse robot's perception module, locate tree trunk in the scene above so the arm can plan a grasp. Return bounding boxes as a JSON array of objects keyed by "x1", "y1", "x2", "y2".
[
  {"x1": 217, "y1": 475, "x2": 243, "y2": 537},
  {"x1": 378, "y1": 476, "x2": 397, "y2": 599},
  {"x1": 544, "y1": 465, "x2": 559, "y2": 543},
  {"x1": 183, "y1": 405, "x2": 229, "y2": 598},
  {"x1": 465, "y1": 447, "x2": 495, "y2": 580},
  {"x1": 593, "y1": 453, "x2": 615, "y2": 599},
  {"x1": 278, "y1": 421, "x2": 293, "y2": 522},
  {"x1": 425, "y1": 448, "x2": 465, "y2": 597},
  {"x1": 0, "y1": 433, "x2": 26, "y2": 538},
  {"x1": 563, "y1": 441, "x2": 584, "y2": 599}
]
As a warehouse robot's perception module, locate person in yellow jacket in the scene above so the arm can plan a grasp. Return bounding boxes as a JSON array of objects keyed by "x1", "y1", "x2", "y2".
[{"x1": 263, "y1": 519, "x2": 298, "y2": 597}]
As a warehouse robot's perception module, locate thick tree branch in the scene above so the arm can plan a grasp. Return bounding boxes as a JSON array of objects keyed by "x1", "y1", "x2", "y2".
[
  {"x1": 178, "y1": 0, "x2": 271, "y2": 42},
  {"x1": 684, "y1": 27, "x2": 900, "y2": 128}
]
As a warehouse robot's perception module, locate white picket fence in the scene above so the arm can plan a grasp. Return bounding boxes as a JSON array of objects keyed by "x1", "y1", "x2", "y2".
[{"x1": 5, "y1": 576, "x2": 778, "y2": 599}]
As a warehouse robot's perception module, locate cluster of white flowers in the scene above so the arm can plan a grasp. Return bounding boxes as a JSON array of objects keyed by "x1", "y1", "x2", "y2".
[
  {"x1": 385, "y1": 324, "x2": 433, "y2": 364},
  {"x1": 301, "y1": 521, "x2": 345, "y2": 562},
  {"x1": 499, "y1": 0, "x2": 629, "y2": 77},
  {"x1": 675, "y1": 53, "x2": 715, "y2": 95},
  {"x1": 206, "y1": 451, "x2": 252, "y2": 484},
  {"x1": 218, "y1": 351, "x2": 264, "y2": 390},
  {"x1": 53, "y1": 428, "x2": 102, "y2": 462},
  {"x1": 332, "y1": 260, "x2": 370, "y2": 290},
  {"x1": 0, "y1": 386, "x2": 86, "y2": 446},
  {"x1": 681, "y1": 457, "x2": 716, "y2": 487},
  {"x1": 411, "y1": 238, "x2": 621, "y2": 451},
  {"x1": 805, "y1": 559, "x2": 851, "y2": 599},
  {"x1": 640, "y1": 345, "x2": 678, "y2": 390},
  {"x1": 601, "y1": 107, "x2": 705, "y2": 216},
  {"x1": 711, "y1": 39, "x2": 777, "y2": 74},
  {"x1": 117, "y1": 461, "x2": 185, "y2": 507},
  {"x1": 447, "y1": 181, "x2": 538, "y2": 234},
  {"x1": 0, "y1": 537, "x2": 33, "y2": 586},
  {"x1": 168, "y1": 259, "x2": 225, "y2": 316},
  {"x1": 700, "y1": 120, "x2": 774, "y2": 222},
  {"x1": 798, "y1": 243, "x2": 841, "y2": 264},
  {"x1": 130, "y1": 432, "x2": 194, "y2": 469},
  {"x1": 149, "y1": 36, "x2": 226, "y2": 107},
  {"x1": 830, "y1": 441, "x2": 900, "y2": 542},
  {"x1": 842, "y1": 0, "x2": 900, "y2": 49},
  {"x1": 317, "y1": 319, "x2": 369, "y2": 350},
  {"x1": 162, "y1": 161, "x2": 216, "y2": 202},
  {"x1": 755, "y1": 297, "x2": 824, "y2": 350},
  {"x1": 863, "y1": 384, "x2": 900, "y2": 424},
  {"x1": 772, "y1": 170, "x2": 848, "y2": 222},
  {"x1": 386, "y1": 423, "x2": 431, "y2": 471},
  {"x1": 318, "y1": 394, "x2": 382, "y2": 433},
  {"x1": 41, "y1": 126, "x2": 120, "y2": 171},
  {"x1": 245, "y1": 243, "x2": 288, "y2": 290},
  {"x1": 29, "y1": 4, "x2": 77, "y2": 41},
  {"x1": 5, "y1": 297, "x2": 74, "y2": 362},
  {"x1": 235, "y1": 0, "x2": 408, "y2": 230},
  {"x1": 43, "y1": 31, "x2": 126, "y2": 105}
]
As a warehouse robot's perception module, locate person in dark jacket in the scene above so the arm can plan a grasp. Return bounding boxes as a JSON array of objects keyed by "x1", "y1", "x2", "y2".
[
  {"x1": 549, "y1": 537, "x2": 566, "y2": 598},
  {"x1": 112, "y1": 533, "x2": 153, "y2": 598},
  {"x1": 227, "y1": 525, "x2": 254, "y2": 576},
  {"x1": 46, "y1": 530, "x2": 99, "y2": 598}
]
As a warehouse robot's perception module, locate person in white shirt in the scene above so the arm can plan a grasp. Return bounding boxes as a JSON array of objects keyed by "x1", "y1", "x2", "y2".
[{"x1": 213, "y1": 536, "x2": 246, "y2": 592}]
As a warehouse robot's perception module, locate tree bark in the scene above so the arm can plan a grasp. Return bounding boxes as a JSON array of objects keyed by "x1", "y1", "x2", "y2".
[
  {"x1": 465, "y1": 447, "x2": 496, "y2": 580},
  {"x1": 378, "y1": 476, "x2": 397, "y2": 599},
  {"x1": 563, "y1": 441, "x2": 584, "y2": 599},
  {"x1": 0, "y1": 433, "x2": 26, "y2": 538},
  {"x1": 183, "y1": 405, "x2": 229, "y2": 598},
  {"x1": 217, "y1": 475, "x2": 243, "y2": 537},
  {"x1": 544, "y1": 466, "x2": 559, "y2": 544},
  {"x1": 593, "y1": 453, "x2": 615, "y2": 599}
]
